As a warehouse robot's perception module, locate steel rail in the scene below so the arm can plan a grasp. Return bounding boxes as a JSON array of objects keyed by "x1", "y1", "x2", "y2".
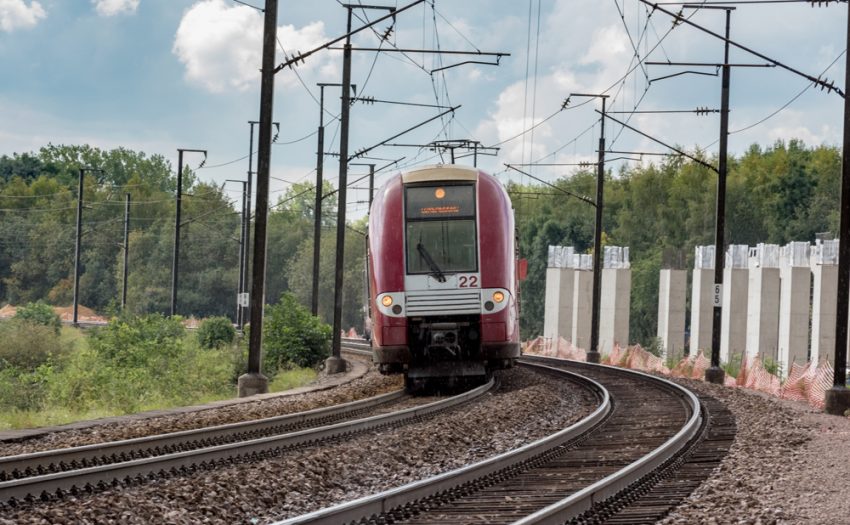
[
  {"x1": 512, "y1": 357, "x2": 703, "y2": 524},
  {"x1": 0, "y1": 379, "x2": 493, "y2": 503},
  {"x1": 0, "y1": 388, "x2": 406, "y2": 481},
  {"x1": 272, "y1": 362, "x2": 610, "y2": 525},
  {"x1": 340, "y1": 337, "x2": 372, "y2": 357}
]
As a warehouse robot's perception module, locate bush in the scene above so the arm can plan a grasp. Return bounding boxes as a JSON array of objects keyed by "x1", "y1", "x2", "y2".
[
  {"x1": 88, "y1": 313, "x2": 185, "y2": 368},
  {"x1": 14, "y1": 301, "x2": 61, "y2": 334},
  {"x1": 48, "y1": 313, "x2": 232, "y2": 413},
  {"x1": 263, "y1": 293, "x2": 332, "y2": 370},
  {"x1": 0, "y1": 319, "x2": 70, "y2": 370},
  {"x1": 197, "y1": 316, "x2": 236, "y2": 349}
]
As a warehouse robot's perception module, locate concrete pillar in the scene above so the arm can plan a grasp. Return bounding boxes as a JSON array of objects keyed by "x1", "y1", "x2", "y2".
[
  {"x1": 720, "y1": 267, "x2": 748, "y2": 364},
  {"x1": 658, "y1": 269, "x2": 687, "y2": 361},
  {"x1": 543, "y1": 267, "x2": 575, "y2": 343},
  {"x1": 572, "y1": 269, "x2": 593, "y2": 351},
  {"x1": 778, "y1": 266, "x2": 811, "y2": 372},
  {"x1": 746, "y1": 267, "x2": 780, "y2": 362},
  {"x1": 690, "y1": 268, "x2": 714, "y2": 355},
  {"x1": 599, "y1": 268, "x2": 630, "y2": 355},
  {"x1": 810, "y1": 264, "x2": 837, "y2": 365}
]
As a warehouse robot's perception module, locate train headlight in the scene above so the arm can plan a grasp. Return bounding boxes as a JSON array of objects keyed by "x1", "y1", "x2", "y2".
[
  {"x1": 434, "y1": 187, "x2": 446, "y2": 199},
  {"x1": 381, "y1": 296, "x2": 393, "y2": 307},
  {"x1": 492, "y1": 291, "x2": 505, "y2": 303}
]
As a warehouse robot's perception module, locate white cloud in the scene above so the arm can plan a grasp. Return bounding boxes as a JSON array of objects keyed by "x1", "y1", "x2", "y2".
[
  {"x1": 92, "y1": 0, "x2": 139, "y2": 17},
  {"x1": 0, "y1": 0, "x2": 45, "y2": 32},
  {"x1": 172, "y1": 0, "x2": 327, "y2": 94},
  {"x1": 580, "y1": 25, "x2": 629, "y2": 67}
]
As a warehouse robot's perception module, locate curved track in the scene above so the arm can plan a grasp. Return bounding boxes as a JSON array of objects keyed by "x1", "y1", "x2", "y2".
[
  {"x1": 276, "y1": 356, "x2": 733, "y2": 525},
  {"x1": 0, "y1": 377, "x2": 493, "y2": 505}
]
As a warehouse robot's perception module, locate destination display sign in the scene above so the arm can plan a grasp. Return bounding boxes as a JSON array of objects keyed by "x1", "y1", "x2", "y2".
[{"x1": 405, "y1": 184, "x2": 475, "y2": 219}]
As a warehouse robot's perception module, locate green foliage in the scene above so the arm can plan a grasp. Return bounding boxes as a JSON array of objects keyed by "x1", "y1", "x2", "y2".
[
  {"x1": 0, "y1": 365, "x2": 52, "y2": 411},
  {"x1": 263, "y1": 293, "x2": 332, "y2": 370},
  {"x1": 721, "y1": 352, "x2": 744, "y2": 379},
  {"x1": 645, "y1": 337, "x2": 664, "y2": 358},
  {"x1": 0, "y1": 319, "x2": 70, "y2": 370},
  {"x1": 285, "y1": 222, "x2": 367, "y2": 330},
  {"x1": 13, "y1": 301, "x2": 61, "y2": 333},
  {"x1": 762, "y1": 356, "x2": 783, "y2": 377},
  {"x1": 47, "y1": 314, "x2": 231, "y2": 413},
  {"x1": 88, "y1": 313, "x2": 185, "y2": 367},
  {"x1": 197, "y1": 316, "x2": 236, "y2": 349}
]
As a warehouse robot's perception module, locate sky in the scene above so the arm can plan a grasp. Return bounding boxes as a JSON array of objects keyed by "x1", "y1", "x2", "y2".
[{"x1": 0, "y1": 0, "x2": 847, "y2": 220}]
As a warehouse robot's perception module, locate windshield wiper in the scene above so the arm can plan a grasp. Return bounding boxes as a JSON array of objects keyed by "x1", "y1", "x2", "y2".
[{"x1": 417, "y1": 242, "x2": 446, "y2": 282}]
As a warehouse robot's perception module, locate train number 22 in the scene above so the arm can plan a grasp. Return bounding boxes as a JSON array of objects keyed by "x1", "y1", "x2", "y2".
[{"x1": 458, "y1": 275, "x2": 479, "y2": 288}]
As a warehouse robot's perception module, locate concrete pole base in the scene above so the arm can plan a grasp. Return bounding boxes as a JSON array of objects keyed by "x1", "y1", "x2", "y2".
[
  {"x1": 324, "y1": 356, "x2": 348, "y2": 375},
  {"x1": 237, "y1": 372, "x2": 269, "y2": 397},
  {"x1": 704, "y1": 366, "x2": 726, "y2": 385},
  {"x1": 586, "y1": 351, "x2": 601, "y2": 364},
  {"x1": 824, "y1": 387, "x2": 850, "y2": 416}
]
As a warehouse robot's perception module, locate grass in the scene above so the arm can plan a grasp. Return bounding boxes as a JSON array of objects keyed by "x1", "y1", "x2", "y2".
[
  {"x1": 0, "y1": 368, "x2": 318, "y2": 431},
  {"x1": 0, "y1": 407, "x2": 118, "y2": 431},
  {"x1": 0, "y1": 315, "x2": 321, "y2": 431},
  {"x1": 269, "y1": 367, "x2": 317, "y2": 392}
]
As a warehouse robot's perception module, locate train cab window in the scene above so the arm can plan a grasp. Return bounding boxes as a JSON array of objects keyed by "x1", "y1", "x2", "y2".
[{"x1": 404, "y1": 184, "x2": 477, "y2": 274}]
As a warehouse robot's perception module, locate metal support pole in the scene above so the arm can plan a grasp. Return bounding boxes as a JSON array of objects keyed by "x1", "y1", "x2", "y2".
[
  {"x1": 239, "y1": 0, "x2": 277, "y2": 397},
  {"x1": 588, "y1": 97, "x2": 606, "y2": 364},
  {"x1": 228, "y1": 180, "x2": 247, "y2": 327},
  {"x1": 825, "y1": 4, "x2": 850, "y2": 414},
  {"x1": 243, "y1": 120, "x2": 258, "y2": 326},
  {"x1": 327, "y1": 8, "x2": 354, "y2": 374},
  {"x1": 72, "y1": 168, "x2": 84, "y2": 326},
  {"x1": 312, "y1": 86, "x2": 328, "y2": 316},
  {"x1": 121, "y1": 193, "x2": 130, "y2": 310},
  {"x1": 170, "y1": 150, "x2": 184, "y2": 317},
  {"x1": 706, "y1": 9, "x2": 733, "y2": 385},
  {"x1": 169, "y1": 148, "x2": 206, "y2": 316}
]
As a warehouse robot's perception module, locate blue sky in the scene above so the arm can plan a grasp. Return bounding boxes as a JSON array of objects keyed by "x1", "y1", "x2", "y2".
[{"x1": 0, "y1": 0, "x2": 846, "y2": 219}]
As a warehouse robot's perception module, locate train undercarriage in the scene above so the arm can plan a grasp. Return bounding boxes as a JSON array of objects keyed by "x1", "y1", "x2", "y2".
[{"x1": 377, "y1": 314, "x2": 516, "y2": 392}]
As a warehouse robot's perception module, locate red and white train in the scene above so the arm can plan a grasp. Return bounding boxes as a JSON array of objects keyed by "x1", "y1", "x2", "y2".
[{"x1": 367, "y1": 164, "x2": 521, "y2": 388}]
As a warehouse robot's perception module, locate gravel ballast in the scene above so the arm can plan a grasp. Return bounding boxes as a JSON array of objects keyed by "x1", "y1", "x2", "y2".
[
  {"x1": 0, "y1": 367, "x2": 596, "y2": 524},
  {"x1": 3, "y1": 364, "x2": 849, "y2": 524}
]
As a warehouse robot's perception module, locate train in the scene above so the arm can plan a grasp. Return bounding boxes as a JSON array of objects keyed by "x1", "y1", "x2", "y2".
[{"x1": 366, "y1": 164, "x2": 522, "y2": 389}]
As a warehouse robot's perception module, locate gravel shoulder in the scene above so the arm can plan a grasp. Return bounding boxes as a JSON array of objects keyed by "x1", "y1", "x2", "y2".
[{"x1": 661, "y1": 377, "x2": 850, "y2": 525}]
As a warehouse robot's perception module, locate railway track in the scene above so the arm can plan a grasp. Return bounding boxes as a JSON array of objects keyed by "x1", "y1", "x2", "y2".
[
  {"x1": 276, "y1": 356, "x2": 734, "y2": 525},
  {"x1": 0, "y1": 369, "x2": 491, "y2": 506},
  {"x1": 340, "y1": 336, "x2": 374, "y2": 358}
]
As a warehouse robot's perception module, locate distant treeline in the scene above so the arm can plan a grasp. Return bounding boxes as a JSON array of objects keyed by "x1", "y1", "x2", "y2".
[
  {"x1": 0, "y1": 140, "x2": 840, "y2": 344},
  {"x1": 0, "y1": 144, "x2": 366, "y2": 330}
]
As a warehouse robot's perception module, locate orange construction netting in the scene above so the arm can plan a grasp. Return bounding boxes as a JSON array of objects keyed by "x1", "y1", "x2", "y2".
[{"x1": 523, "y1": 336, "x2": 835, "y2": 410}]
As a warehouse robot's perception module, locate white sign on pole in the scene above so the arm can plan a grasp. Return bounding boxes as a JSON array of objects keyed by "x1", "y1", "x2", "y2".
[
  {"x1": 712, "y1": 284, "x2": 723, "y2": 307},
  {"x1": 238, "y1": 292, "x2": 250, "y2": 307}
]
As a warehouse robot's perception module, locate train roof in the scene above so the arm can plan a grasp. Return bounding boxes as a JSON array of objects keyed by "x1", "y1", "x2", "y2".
[{"x1": 401, "y1": 164, "x2": 478, "y2": 184}]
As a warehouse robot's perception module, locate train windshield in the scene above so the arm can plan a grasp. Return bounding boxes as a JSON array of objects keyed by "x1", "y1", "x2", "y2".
[{"x1": 405, "y1": 184, "x2": 477, "y2": 274}]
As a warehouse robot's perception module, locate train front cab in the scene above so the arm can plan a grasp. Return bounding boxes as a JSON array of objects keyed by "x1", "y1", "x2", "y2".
[{"x1": 369, "y1": 165, "x2": 520, "y2": 385}]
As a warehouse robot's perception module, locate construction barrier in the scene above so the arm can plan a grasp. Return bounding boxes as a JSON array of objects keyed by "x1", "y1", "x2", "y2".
[{"x1": 524, "y1": 336, "x2": 833, "y2": 410}]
